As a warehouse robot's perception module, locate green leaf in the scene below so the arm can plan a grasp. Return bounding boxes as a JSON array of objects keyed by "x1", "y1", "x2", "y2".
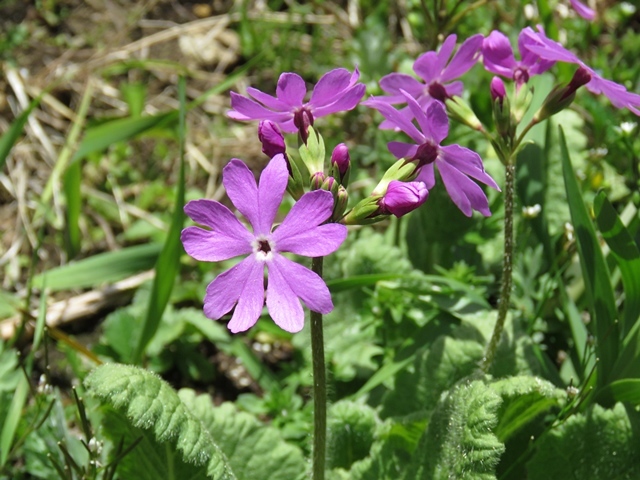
[
  {"x1": 63, "y1": 161, "x2": 82, "y2": 258},
  {"x1": 133, "y1": 77, "x2": 187, "y2": 363},
  {"x1": 32, "y1": 243, "x2": 161, "y2": 291},
  {"x1": 0, "y1": 375, "x2": 29, "y2": 468},
  {"x1": 179, "y1": 391, "x2": 306, "y2": 480},
  {"x1": 560, "y1": 126, "x2": 618, "y2": 389},
  {"x1": 605, "y1": 379, "x2": 640, "y2": 405},
  {"x1": 84, "y1": 363, "x2": 234, "y2": 479},
  {"x1": 527, "y1": 403, "x2": 640, "y2": 479},
  {"x1": 0, "y1": 94, "x2": 41, "y2": 171},
  {"x1": 405, "y1": 379, "x2": 505, "y2": 480},
  {"x1": 594, "y1": 192, "x2": 640, "y2": 337},
  {"x1": 490, "y1": 376, "x2": 565, "y2": 442},
  {"x1": 327, "y1": 401, "x2": 379, "y2": 470},
  {"x1": 72, "y1": 111, "x2": 178, "y2": 163},
  {"x1": 381, "y1": 334, "x2": 484, "y2": 418}
]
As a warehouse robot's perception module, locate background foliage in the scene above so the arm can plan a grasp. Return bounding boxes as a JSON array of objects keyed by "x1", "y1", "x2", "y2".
[{"x1": 1, "y1": 0, "x2": 639, "y2": 478}]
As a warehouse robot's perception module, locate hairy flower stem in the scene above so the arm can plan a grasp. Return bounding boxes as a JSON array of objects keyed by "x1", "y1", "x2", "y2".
[
  {"x1": 310, "y1": 256, "x2": 327, "y2": 480},
  {"x1": 481, "y1": 161, "x2": 515, "y2": 372}
]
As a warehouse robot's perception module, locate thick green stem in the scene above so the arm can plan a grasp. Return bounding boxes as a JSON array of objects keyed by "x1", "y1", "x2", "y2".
[
  {"x1": 310, "y1": 256, "x2": 326, "y2": 480},
  {"x1": 481, "y1": 161, "x2": 515, "y2": 372}
]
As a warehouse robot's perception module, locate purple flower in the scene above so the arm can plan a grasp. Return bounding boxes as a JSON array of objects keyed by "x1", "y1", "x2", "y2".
[
  {"x1": 569, "y1": 0, "x2": 595, "y2": 20},
  {"x1": 364, "y1": 34, "x2": 483, "y2": 127},
  {"x1": 258, "y1": 120, "x2": 286, "y2": 158},
  {"x1": 379, "y1": 181, "x2": 429, "y2": 217},
  {"x1": 228, "y1": 68, "x2": 366, "y2": 134},
  {"x1": 331, "y1": 143, "x2": 350, "y2": 178},
  {"x1": 368, "y1": 93, "x2": 500, "y2": 217},
  {"x1": 522, "y1": 27, "x2": 640, "y2": 115},
  {"x1": 181, "y1": 154, "x2": 347, "y2": 333},
  {"x1": 482, "y1": 29, "x2": 555, "y2": 86}
]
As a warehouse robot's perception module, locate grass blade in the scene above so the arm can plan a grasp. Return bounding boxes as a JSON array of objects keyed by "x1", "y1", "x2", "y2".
[
  {"x1": 133, "y1": 77, "x2": 187, "y2": 363},
  {"x1": 0, "y1": 95, "x2": 41, "y2": 171},
  {"x1": 560, "y1": 126, "x2": 618, "y2": 390},
  {"x1": 32, "y1": 243, "x2": 162, "y2": 291},
  {"x1": 0, "y1": 375, "x2": 29, "y2": 467},
  {"x1": 71, "y1": 111, "x2": 177, "y2": 163},
  {"x1": 63, "y1": 162, "x2": 82, "y2": 258},
  {"x1": 593, "y1": 192, "x2": 640, "y2": 336}
]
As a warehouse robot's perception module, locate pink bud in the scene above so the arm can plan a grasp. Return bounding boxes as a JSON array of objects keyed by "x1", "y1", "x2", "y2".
[
  {"x1": 379, "y1": 181, "x2": 429, "y2": 217},
  {"x1": 563, "y1": 66, "x2": 592, "y2": 101},
  {"x1": 490, "y1": 77, "x2": 506, "y2": 104},
  {"x1": 331, "y1": 143, "x2": 350, "y2": 177},
  {"x1": 258, "y1": 121, "x2": 286, "y2": 158}
]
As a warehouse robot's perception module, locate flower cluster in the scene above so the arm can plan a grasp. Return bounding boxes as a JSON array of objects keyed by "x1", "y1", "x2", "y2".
[{"x1": 183, "y1": 22, "x2": 639, "y2": 334}]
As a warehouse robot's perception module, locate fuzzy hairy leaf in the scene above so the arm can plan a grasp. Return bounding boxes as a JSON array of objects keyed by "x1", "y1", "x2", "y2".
[
  {"x1": 382, "y1": 334, "x2": 484, "y2": 418},
  {"x1": 490, "y1": 376, "x2": 565, "y2": 442},
  {"x1": 179, "y1": 390, "x2": 306, "y2": 480},
  {"x1": 406, "y1": 379, "x2": 505, "y2": 480},
  {"x1": 527, "y1": 403, "x2": 640, "y2": 479},
  {"x1": 84, "y1": 364, "x2": 234, "y2": 480},
  {"x1": 327, "y1": 401, "x2": 379, "y2": 470}
]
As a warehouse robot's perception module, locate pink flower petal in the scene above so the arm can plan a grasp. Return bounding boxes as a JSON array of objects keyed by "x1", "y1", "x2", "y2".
[
  {"x1": 416, "y1": 164, "x2": 436, "y2": 189},
  {"x1": 265, "y1": 257, "x2": 305, "y2": 333},
  {"x1": 228, "y1": 93, "x2": 290, "y2": 122},
  {"x1": 222, "y1": 159, "x2": 260, "y2": 232},
  {"x1": 413, "y1": 51, "x2": 441, "y2": 84},
  {"x1": 367, "y1": 100, "x2": 424, "y2": 144},
  {"x1": 441, "y1": 34, "x2": 483, "y2": 82},
  {"x1": 570, "y1": 0, "x2": 595, "y2": 20},
  {"x1": 181, "y1": 226, "x2": 252, "y2": 262},
  {"x1": 312, "y1": 84, "x2": 366, "y2": 117},
  {"x1": 403, "y1": 94, "x2": 448, "y2": 144},
  {"x1": 273, "y1": 190, "x2": 332, "y2": 238},
  {"x1": 246, "y1": 87, "x2": 291, "y2": 111},
  {"x1": 256, "y1": 154, "x2": 289, "y2": 234},
  {"x1": 437, "y1": 160, "x2": 491, "y2": 217},
  {"x1": 439, "y1": 145, "x2": 500, "y2": 190},
  {"x1": 482, "y1": 31, "x2": 518, "y2": 78},
  {"x1": 310, "y1": 68, "x2": 352, "y2": 106},
  {"x1": 276, "y1": 73, "x2": 307, "y2": 107},
  {"x1": 227, "y1": 260, "x2": 266, "y2": 333},
  {"x1": 379, "y1": 73, "x2": 425, "y2": 96},
  {"x1": 273, "y1": 191, "x2": 347, "y2": 256},
  {"x1": 435, "y1": 34, "x2": 458, "y2": 72},
  {"x1": 266, "y1": 255, "x2": 334, "y2": 332},
  {"x1": 203, "y1": 256, "x2": 263, "y2": 323},
  {"x1": 388, "y1": 141, "x2": 418, "y2": 159},
  {"x1": 184, "y1": 199, "x2": 250, "y2": 235}
]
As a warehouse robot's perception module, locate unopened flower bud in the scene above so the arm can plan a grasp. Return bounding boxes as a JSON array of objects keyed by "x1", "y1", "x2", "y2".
[
  {"x1": 379, "y1": 181, "x2": 429, "y2": 217},
  {"x1": 445, "y1": 96, "x2": 484, "y2": 132},
  {"x1": 490, "y1": 77, "x2": 512, "y2": 139},
  {"x1": 490, "y1": 77, "x2": 506, "y2": 105},
  {"x1": 310, "y1": 171, "x2": 326, "y2": 190},
  {"x1": 293, "y1": 108, "x2": 314, "y2": 144},
  {"x1": 534, "y1": 67, "x2": 592, "y2": 122},
  {"x1": 258, "y1": 120, "x2": 286, "y2": 158},
  {"x1": 333, "y1": 185, "x2": 349, "y2": 220},
  {"x1": 321, "y1": 176, "x2": 339, "y2": 196},
  {"x1": 330, "y1": 143, "x2": 350, "y2": 185}
]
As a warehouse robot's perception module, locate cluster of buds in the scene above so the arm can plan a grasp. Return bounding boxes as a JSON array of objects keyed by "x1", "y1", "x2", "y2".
[{"x1": 258, "y1": 119, "x2": 428, "y2": 225}]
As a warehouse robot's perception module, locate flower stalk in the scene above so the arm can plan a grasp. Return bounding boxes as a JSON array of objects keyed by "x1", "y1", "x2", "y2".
[
  {"x1": 481, "y1": 160, "x2": 515, "y2": 372},
  {"x1": 310, "y1": 256, "x2": 327, "y2": 480}
]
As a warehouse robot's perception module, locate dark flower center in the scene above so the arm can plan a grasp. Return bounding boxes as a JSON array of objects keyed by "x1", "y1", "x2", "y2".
[
  {"x1": 428, "y1": 82, "x2": 449, "y2": 102},
  {"x1": 513, "y1": 67, "x2": 530, "y2": 85},
  {"x1": 411, "y1": 141, "x2": 439, "y2": 167},
  {"x1": 258, "y1": 239, "x2": 272, "y2": 254}
]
